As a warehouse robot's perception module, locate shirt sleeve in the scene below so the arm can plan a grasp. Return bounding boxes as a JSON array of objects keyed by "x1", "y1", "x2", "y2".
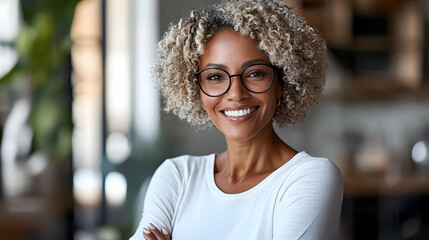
[
  {"x1": 130, "y1": 159, "x2": 182, "y2": 240},
  {"x1": 273, "y1": 159, "x2": 343, "y2": 240}
]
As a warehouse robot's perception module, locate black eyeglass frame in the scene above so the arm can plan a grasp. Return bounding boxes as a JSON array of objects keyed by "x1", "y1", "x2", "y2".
[{"x1": 194, "y1": 63, "x2": 278, "y2": 97}]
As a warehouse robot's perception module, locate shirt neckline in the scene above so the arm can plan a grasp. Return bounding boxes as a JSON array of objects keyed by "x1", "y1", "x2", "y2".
[{"x1": 205, "y1": 151, "x2": 306, "y2": 199}]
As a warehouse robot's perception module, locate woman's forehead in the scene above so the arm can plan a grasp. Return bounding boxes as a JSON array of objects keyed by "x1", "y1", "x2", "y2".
[{"x1": 199, "y1": 29, "x2": 270, "y2": 70}]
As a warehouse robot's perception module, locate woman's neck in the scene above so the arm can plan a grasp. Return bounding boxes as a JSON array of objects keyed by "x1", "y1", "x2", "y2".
[{"x1": 217, "y1": 123, "x2": 298, "y2": 182}]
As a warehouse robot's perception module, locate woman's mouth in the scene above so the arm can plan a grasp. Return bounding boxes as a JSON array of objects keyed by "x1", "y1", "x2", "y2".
[{"x1": 224, "y1": 107, "x2": 257, "y2": 117}]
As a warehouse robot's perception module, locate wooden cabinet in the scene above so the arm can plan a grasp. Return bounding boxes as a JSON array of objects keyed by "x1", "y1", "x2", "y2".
[{"x1": 284, "y1": 0, "x2": 426, "y2": 97}]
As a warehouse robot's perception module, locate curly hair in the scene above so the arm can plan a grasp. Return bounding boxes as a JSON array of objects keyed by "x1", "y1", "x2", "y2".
[{"x1": 155, "y1": 0, "x2": 327, "y2": 127}]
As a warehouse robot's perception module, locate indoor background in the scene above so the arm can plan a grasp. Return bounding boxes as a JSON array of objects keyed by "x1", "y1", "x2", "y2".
[{"x1": 1, "y1": 0, "x2": 429, "y2": 239}]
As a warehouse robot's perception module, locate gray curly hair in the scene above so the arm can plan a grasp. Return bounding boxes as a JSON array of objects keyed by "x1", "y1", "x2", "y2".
[{"x1": 155, "y1": 0, "x2": 327, "y2": 127}]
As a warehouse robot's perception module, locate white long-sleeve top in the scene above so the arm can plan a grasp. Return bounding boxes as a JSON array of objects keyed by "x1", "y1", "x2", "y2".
[{"x1": 130, "y1": 151, "x2": 343, "y2": 240}]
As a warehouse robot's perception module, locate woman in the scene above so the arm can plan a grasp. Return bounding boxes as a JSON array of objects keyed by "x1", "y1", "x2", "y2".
[{"x1": 131, "y1": 0, "x2": 343, "y2": 239}]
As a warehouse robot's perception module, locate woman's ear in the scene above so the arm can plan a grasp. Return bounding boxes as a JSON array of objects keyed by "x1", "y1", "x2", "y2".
[{"x1": 200, "y1": 96, "x2": 206, "y2": 111}]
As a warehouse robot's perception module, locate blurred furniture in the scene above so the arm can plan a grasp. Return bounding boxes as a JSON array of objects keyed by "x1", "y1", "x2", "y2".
[
  {"x1": 0, "y1": 163, "x2": 73, "y2": 240},
  {"x1": 284, "y1": 0, "x2": 429, "y2": 239},
  {"x1": 287, "y1": 0, "x2": 427, "y2": 101}
]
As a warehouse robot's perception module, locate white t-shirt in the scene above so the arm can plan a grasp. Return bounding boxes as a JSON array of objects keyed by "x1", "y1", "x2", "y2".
[{"x1": 130, "y1": 151, "x2": 343, "y2": 240}]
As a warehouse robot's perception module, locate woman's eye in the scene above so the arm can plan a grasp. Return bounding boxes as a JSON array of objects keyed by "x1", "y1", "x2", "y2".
[
  {"x1": 247, "y1": 71, "x2": 265, "y2": 78},
  {"x1": 206, "y1": 74, "x2": 224, "y2": 81}
]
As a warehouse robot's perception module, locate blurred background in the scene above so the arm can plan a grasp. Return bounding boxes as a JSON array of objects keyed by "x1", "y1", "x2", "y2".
[{"x1": 0, "y1": 0, "x2": 429, "y2": 239}]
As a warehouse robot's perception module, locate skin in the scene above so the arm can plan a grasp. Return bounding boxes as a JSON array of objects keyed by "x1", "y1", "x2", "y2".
[
  {"x1": 200, "y1": 28, "x2": 298, "y2": 194},
  {"x1": 143, "y1": 224, "x2": 170, "y2": 240},
  {"x1": 144, "y1": 28, "x2": 298, "y2": 239}
]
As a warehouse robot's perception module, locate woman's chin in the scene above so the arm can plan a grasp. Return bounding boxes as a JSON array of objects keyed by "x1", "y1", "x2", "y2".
[{"x1": 219, "y1": 124, "x2": 265, "y2": 143}]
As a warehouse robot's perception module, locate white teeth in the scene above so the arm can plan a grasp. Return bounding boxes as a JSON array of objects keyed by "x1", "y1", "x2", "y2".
[{"x1": 224, "y1": 107, "x2": 256, "y2": 117}]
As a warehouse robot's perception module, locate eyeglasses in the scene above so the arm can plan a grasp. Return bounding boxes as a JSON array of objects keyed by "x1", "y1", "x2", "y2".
[{"x1": 194, "y1": 63, "x2": 277, "y2": 97}]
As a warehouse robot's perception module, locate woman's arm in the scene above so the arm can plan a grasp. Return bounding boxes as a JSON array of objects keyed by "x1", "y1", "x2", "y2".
[
  {"x1": 273, "y1": 159, "x2": 343, "y2": 240},
  {"x1": 130, "y1": 159, "x2": 182, "y2": 240}
]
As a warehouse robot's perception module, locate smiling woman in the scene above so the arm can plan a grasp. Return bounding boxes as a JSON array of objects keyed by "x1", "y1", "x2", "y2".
[
  {"x1": 130, "y1": 1, "x2": 343, "y2": 240},
  {"x1": 197, "y1": 29, "x2": 282, "y2": 143}
]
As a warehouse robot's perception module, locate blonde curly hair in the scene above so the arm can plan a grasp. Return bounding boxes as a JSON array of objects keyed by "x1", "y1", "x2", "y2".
[{"x1": 155, "y1": 0, "x2": 327, "y2": 127}]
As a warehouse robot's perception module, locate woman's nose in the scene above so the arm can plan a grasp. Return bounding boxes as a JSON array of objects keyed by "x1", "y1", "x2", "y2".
[{"x1": 225, "y1": 75, "x2": 249, "y2": 101}]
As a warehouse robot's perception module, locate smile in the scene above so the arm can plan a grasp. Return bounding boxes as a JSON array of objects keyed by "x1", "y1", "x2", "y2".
[{"x1": 224, "y1": 107, "x2": 257, "y2": 117}]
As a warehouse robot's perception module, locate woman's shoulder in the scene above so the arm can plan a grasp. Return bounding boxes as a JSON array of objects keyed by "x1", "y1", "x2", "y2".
[
  {"x1": 279, "y1": 152, "x2": 343, "y2": 192},
  {"x1": 147, "y1": 154, "x2": 214, "y2": 193},
  {"x1": 288, "y1": 152, "x2": 342, "y2": 178},
  {"x1": 275, "y1": 152, "x2": 343, "y2": 204},
  {"x1": 156, "y1": 154, "x2": 214, "y2": 178},
  {"x1": 164, "y1": 153, "x2": 214, "y2": 168}
]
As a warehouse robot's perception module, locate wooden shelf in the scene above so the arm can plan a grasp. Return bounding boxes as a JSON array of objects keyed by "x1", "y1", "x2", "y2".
[
  {"x1": 352, "y1": 0, "x2": 405, "y2": 13},
  {"x1": 343, "y1": 173, "x2": 429, "y2": 197},
  {"x1": 290, "y1": 0, "x2": 426, "y2": 97},
  {"x1": 353, "y1": 36, "x2": 392, "y2": 52},
  {"x1": 323, "y1": 80, "x2": 429, "y2": 102},
  {"x1": 0, "y1": 194, "x2": 73, "y2": 237}
]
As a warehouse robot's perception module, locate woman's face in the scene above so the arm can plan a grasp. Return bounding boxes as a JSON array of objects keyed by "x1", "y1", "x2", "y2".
[{"x1": 198, "y1": 28, "x2": 282, "y2": 142}]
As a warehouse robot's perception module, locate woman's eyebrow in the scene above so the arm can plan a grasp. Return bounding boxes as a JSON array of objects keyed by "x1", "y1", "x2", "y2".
[
  {"x1": 202, "y1": 59, "x2": 267, "y2": 70},
  {"x1": 241, "y1": 59, "x2": 267, "y2": 68},
  {"x1": 203, "y1": 63, "x2": 228, "y2": 69}
]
